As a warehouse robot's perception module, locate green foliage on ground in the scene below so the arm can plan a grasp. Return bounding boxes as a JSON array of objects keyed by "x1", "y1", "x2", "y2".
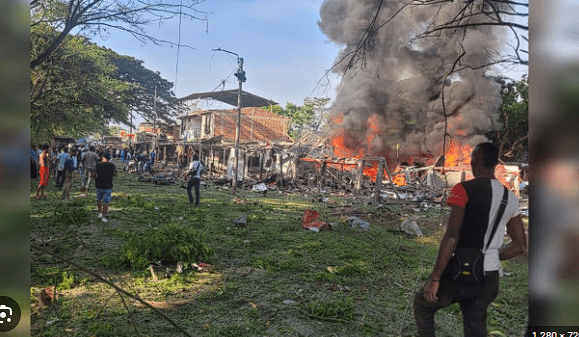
[
  {"x1": 118, "y1": 223, "x2": 214, "y2": 269},
  {"x1": 30, "y1": 168, "x2": 528, "y2": 336}
]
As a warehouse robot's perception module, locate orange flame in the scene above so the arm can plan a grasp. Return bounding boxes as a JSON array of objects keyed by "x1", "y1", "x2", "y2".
[
  {"x1": 392, "y1": 174, "x2": 406, "y2": 186},
  {"x1": 444, "y1": 139, "x2": 472, "y2": 168},
  {"x1": 329, "y1": 113, "x2": 385, "y2": 182}
]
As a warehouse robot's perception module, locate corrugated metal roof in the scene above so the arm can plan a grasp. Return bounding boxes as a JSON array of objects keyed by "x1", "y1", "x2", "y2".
[{"x1": 176, "y1": 89, "x2": 278, "y2": 108}]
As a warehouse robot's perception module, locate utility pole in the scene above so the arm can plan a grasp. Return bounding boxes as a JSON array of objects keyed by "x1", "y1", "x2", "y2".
[
  {"x1": 152, "y1": 85, "x2": 158, "y2": 154},
  {"x1": 212, "y1": 48, "x2": 246, "y2": 194},
  {"x1": 129, "y1": 111, "x2": 133, "y2": 149}
]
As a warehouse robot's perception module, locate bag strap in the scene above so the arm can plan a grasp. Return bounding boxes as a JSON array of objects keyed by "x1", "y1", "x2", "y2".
[{"x1": 484, "y1": 186, "x2": 509, "y2": 251}]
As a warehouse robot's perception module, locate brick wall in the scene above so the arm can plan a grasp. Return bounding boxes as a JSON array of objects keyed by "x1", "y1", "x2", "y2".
[{"x1": 212, "y1": 108, "x2": 292, "y2": 142}]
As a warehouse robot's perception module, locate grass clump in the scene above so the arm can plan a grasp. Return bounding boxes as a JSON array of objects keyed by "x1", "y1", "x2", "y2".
[
  {"x1": 305, "y1": 296, "x2": 355, "y2": 320},
  {"x1": 118, "y1": 223, "x2": 214, "y2": 269}
]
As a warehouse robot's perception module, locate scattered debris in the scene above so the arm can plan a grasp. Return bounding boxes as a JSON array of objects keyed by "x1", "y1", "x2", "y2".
[
  {"x1": 176, "y1": 261, "x2": 184, "y2": 274},
  {"x1": 46, "y1": 319, "x2": 61, "y2": 326},
  {"x1": 302, "y1": 210, "x2": 331, "y2": 231},
  {"x1": 39, "y1": 288, "x2": 54, "y2": 306},
  {"x1": 252, "y1": 183, "x2": 268, "y2": 192},
  {"x1": 233, "y1": 214, "x2": 247, "y2": 228},
  {"x1": 134, "y1": 298, "x2": 196, "y2": 310},
  {"x1": 191, "y1": 262, "x2": 212, "y2": 272},
  {"x1": 348, "y1": 216, "x2": 370, "y2": 230},
  {"x1": 149, "y1": 265, "x2": 159, "y2": 282},
  {"x1": 401, "y1": 218, "x2": 424, "y2": 237},
  {"x1": 283, "y1": 300, "x2": 297, "y2": 305}
]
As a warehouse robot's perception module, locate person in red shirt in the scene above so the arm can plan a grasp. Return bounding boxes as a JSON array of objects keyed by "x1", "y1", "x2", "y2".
[{"x1": 413, "y1": 142, "x2": 527, "y2": 337}]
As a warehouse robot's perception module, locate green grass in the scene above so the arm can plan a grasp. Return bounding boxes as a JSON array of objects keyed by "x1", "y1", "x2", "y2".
[{"x1": 30, "y1": 166, "x2": 528, "y2": 336}]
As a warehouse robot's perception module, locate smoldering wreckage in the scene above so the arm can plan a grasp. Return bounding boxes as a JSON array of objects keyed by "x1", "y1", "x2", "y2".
[
  {"x1": 140, "y1": 130, "x2": 527, "y2": 235},
  {"x1": 129, "y1": 0, "x2": 528, "y2": 233}
]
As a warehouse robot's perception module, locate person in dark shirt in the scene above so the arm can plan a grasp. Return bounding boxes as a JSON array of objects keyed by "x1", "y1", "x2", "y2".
[
  {"x1": 413, "y1": 142, "x2": 527, "y2": 336},
  {"x1": 95, "y1": 152, "x2": 117, "y2": 223}
]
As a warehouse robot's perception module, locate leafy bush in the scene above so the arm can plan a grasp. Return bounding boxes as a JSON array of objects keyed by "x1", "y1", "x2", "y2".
[{"x1": 119, "y1": 223, "x2": 214, "y2": 269}]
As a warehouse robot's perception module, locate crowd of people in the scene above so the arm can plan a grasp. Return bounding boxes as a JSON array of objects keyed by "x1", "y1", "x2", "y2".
[
  {"x1": 31, "y1": 143, "x2": 127, "y2": 222},
  {"x1": 30, "y1": 142, "x2": 198, "y2": 220}
]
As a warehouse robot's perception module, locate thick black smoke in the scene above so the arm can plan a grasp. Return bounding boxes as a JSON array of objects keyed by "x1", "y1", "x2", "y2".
[{"x1": 319, "y1": 0, "x2": 505, "y2": 161}]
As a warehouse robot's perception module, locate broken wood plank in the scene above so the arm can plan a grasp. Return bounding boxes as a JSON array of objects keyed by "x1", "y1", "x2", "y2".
[{"x1": 373, "y1": 159, "x2": 385, "y2": 203}]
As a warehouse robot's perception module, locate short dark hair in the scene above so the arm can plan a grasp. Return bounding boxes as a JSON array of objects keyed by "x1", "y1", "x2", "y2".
[
  {"x1": 89, "y1": 145, "x2": 95, "y2": 152},
  {"x1": 103, "y1": 152, "x2": 111, "y2": 160},
  {"x1": 193, "y1": 154, "x2": 199, "y2": 161},
  {"x1": 42, "y1": 144, "x2": 49, "y2": 150},
  {"x1": 63, "y1": 147, "x2": 69, "y2": 153},
  {"x1": 473, "y1": 142, "x2": 499, "y2": 168}
]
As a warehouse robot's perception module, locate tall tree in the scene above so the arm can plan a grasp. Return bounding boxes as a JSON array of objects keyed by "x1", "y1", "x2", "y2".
[
  {"x1": 31, "y1": 24, "x2": 132, "y2": 142},
  {"x1": 494, "y1": 75, "x2": 528, "y2": 161},
  {"x1": 305, "y1": 97, "x2": 331, "y2": 132},
  {"x1": 30, "y1": 0, "x2": 207, "y2": 69},
  {"x1": 264, "y1": 97, "x2": 330, "y2": 140},
  {"x1": 31, "y1": 24, "x2": 179, "y2": 143},
  {"x1": 108, "y1": 54, "x2": 180, "y2": 127}
]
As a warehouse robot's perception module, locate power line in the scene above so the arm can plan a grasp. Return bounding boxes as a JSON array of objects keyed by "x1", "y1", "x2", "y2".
[{"x1": 174, "y1": 0, "x2": 184, "y2": 93}]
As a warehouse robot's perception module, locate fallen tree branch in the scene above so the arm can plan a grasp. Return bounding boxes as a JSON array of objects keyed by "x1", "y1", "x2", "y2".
[{"x1": 31, "y1": 244, "x2": 194, "y2": 337}]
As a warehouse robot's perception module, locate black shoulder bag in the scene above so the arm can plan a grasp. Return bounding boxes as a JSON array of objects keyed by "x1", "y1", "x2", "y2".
[{"x1": 450, "y1": 186, "x2": 509, "y2": 284}]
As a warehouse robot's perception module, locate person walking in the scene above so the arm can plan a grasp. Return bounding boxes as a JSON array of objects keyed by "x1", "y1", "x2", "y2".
[
  {"x1": 62, "y1": 149, "x2": 77, "y2": 200},
  {"x1": 55, "y1": 147, "x2": 70, "y2": 189},
  {"x1": 81, "y1": 145, "x2": 100, "y2": 193},
  {"x1": 95, "y1": 152, "x2": 117, "y2": 223},
  {"x1": 185, "y1": 154, "x2": 203, "y2": 205},
  {"x1": 150, "y1": 149, "x2": 156, "y2": 166},
  {"x1": 413, "y1": 142, "x2": 527, "y2": 337},
  {"x1": 35, "y1": 144, "x2": 51, "y2": 199}
]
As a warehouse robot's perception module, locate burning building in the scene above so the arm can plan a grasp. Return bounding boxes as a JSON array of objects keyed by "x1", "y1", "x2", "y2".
[{"x1": 318, "y1": 0, "x2": 506, "y2": 169}]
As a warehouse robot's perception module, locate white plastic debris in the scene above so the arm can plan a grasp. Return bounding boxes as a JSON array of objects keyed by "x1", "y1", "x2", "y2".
[
  {"x1": 283, "y1": 300, "x2": 297, "y2": 305},
  {"x1": 307, "y1": 227, "x2": 320, "y2": 233},
  {"x1": 348, "y1": 216, "x2": 370, "y2": 230},
  {"x1": 401, "y1": 219, "x2": 424, "y2": 237},
  {"x1": 252, "y1": 183, "x2": 268, "y2": 192},
  {"x1": 381, "y1": 191, "x2": 398, "y2": 200}
]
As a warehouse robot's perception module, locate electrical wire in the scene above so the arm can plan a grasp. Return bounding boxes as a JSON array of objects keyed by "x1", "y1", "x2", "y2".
[{"x1": 174, "y1": 0, "x2": 184, "y2": 93}]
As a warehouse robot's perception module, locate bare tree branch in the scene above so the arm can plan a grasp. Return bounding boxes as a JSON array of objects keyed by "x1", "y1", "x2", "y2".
[
  {"x1": 334, "y1": 0, "x2": 528, "y2": 76},
  {"x1": 31, "y1": 0, "x2": 208, "y2": 68},
  {"x1": 31, "y1": 244, "x2": 195, "y2": 337}
]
